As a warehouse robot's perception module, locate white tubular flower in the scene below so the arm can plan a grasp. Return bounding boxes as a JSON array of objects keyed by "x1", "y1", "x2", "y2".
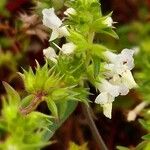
[
  {"x1": 103, "y1": 16, "x2": 113, "y2": 27},
  {"x1": 42, "y1": 8, "x2": 69, "y2": 41},
  {"x1": 61, "y1": 42, "x2": 76, "y2": 54},
  {"x1": 95, "y1": 80, "x2": 125, "y2": 119},
  {"x1": 104, "y1": 49, "x2": 137, "y2": 89},
  {"x1": 43, "y1": 47, "x2": 57, "y2": 63},
  {"x1": 64, "y1": 8, "x2": 76, "y2": 16},
  {"x1": 42, "y1": 8, "x2": 62, "y2": 29},
  {"x1": 95, "y1": 80, "x2": 119, "y2": 107},
  {"x1": 95, "y1": 81, "x2": 129, "y2": 118}
]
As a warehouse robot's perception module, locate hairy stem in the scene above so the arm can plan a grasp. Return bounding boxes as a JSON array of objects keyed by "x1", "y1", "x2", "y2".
[
  {"x1": 82, "y1": 104, "x2": 108, "y2": 150},
  {"x1": 19, "y1": 91, "x2": 45, "y2": 115}
]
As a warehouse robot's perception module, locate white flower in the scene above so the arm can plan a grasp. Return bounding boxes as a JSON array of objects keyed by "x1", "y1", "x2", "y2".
[
  {"x1": 95, "y1": 79, "x2": 129, "y2": 103},
  {"x1": 104, "y1": 49, "x2": 135, "y2": 70},
  {"x1": 95, "y1": 49, "x2": 137, "y2": 119},
  {"x1": 95, "y1": 79, "x2": 128, "y2": 119},
  {"x1": 95, "y1": 82, "x2": 128, "y2": 119},
  {"x1": 64, "y1": 8, "x2": 76, "y2": 16},
  {"x1": 97, "y1": 79, "x2": 120, "y2": 97},
  {"x1": 42, "y1": 8, "x2": 69, "y2": 41},
  {"x1": 104, "y1": 49, "x2": 137, "y2": 89},
  {"x1": 61, "y1": 42, "x2": 76, "y2": 54},
  {"x1": 95, "y1": 92, "x2": 114, "y2": 119},
  {"x1": 43, "y1": 47, "x2": 57, "y2": 63},
  {"x1": 103, "y1": 17, "x2": 113, "y2": 27},
  {"x1": 53, "y1": 42, "x2": 76, "y2": 55},
  {"x1": 106, "y1": 74, "x2": 130, "y2": 95},
  {"x1": 42, "y1": 8, "x2": 62, "y2": 29},
  {"x1": 95, "y1": 92, "x2": 114, "y2": 105}
]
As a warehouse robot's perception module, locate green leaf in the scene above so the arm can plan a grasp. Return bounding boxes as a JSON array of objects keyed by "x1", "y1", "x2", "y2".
[
  {"x1": 142, "y1": 134, "x2": 150, "y2": 140},
  {"x1": 90, "y1": 44, "x2": 106, "y2": 57},
  {"x1": 57, "y1": 101, "x2": 69, "y2": 119},
  {"x1": 139, "y1": 119, "x2": 150, "y2": 130},
  {"x1": 51, "y1": 88, "x2": 68, "y2": 100},
  {"x1": 100, "y1": 28, "x2": 119, "y2": 39},
  {"x1": 2, "y1": 82, "x2": 20, "y2": 105},
  {"x1": 68, "y1": 30, "x2": 89, "y2": 52},
  {"x1": 42, "y1": 101, "x2": 78, "y2": 141},
  {"x1": 47, "y1": 98, "x2": 58, "y2": 118},
  {"x1": 20, "y1": 95, "x2": 34, "y2": 108},
  {"x1": 136, "y1": 141, "x2": 149, "y2": 150},
  {"x1": 92, "y1": 55, "x2": 101, "y2": 78}
]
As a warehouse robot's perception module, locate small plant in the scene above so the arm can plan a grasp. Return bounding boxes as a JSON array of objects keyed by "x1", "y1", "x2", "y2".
[{"x1": 0, "y1": 0, "x2": 140, "y2": 150}]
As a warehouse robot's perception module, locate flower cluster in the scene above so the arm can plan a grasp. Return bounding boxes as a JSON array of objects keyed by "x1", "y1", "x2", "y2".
[
  {"x1": 41, "y1": 5, "x2": 137, "y2": 120},
  {"x1": 95, "y1": 49, "x2": 137, "y2": 118},
  {"x1": 42, "y1": 8, "x2": 76, "y2": 63}
]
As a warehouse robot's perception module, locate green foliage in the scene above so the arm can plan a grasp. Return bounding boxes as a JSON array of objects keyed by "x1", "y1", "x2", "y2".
[
  {"x1": 68, "y1": 30, "x2": 89, "y2": 53},
  {"x1": 65, "y1": 0, "x2": 117, "y2": 39},
  {"x1": 0, "y1": 0, "x2": 125, "y2": 149},
  {"x1": 19, "y1": 60, "x2": 89, "y2": 119},
  {"x1": 0, "y1": 83, "x2": 52, "y2": 150},
  {"x1": 19, "y1": 61, "x2": 60, "y2": 93},
  {"x1": 55, "y1": 55, "x2": 86, "y2": 84}
]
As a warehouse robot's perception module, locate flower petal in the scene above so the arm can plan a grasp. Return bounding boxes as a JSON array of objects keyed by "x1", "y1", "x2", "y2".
[
  {"x1": 64, "y1": 8, "x2": 76, "y2": 16},
  {"x1": 104, "y1": 50, "x2": 117, "y2": 63},
  {"x1": 95, "y1": 92, "x2": 109, "y2": 104},
  {"x1": 118, "y1": 85, "x2": 129, "y2": 95},
  {"x1": 59, "y1": 26, "x2": 70, "y2": 37},
  {"x1": 61, "y1": 42, "x2": 76, "y2": 54},
  {"x1": 49, "y1": 30, "x2": 59, "y2": 41},
  {"x1": 43, "y1": 47, "x2": 57, "y2": 63},
  {"x1": 103, "y1": 17, "x2": 113, "y2": 27},
  {"x1": 118, "y1": 48, "x2": 135, "y2": 70},
  {"x1": 121, "y1": 70, "x2": 137, "y2": 89},
  {"x1": 42, "y1": 8, "x2": 62, "y2": 29},
  {"x1": 98, "y1": 79, "x2": 120, "y2": 97},
  {"x1": 102, "y1": 103, "x2": 112, "y2": 119}
]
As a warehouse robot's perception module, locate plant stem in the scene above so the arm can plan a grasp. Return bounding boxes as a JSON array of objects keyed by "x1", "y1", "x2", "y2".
[
  {"x1": 19, "y1": 91, "x2": 45, "y2": 115},
  {"x1": 82, "y1": 30, "x2": 107, "y2": 150},
  {"x1": 82, "y1": 104, "x2": 108, "y2": 150}
]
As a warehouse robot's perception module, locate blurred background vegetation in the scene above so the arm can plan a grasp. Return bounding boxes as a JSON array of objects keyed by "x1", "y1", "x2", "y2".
[{"x1": 0, "y1": 0, "x2": 150, "y2": 149}]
